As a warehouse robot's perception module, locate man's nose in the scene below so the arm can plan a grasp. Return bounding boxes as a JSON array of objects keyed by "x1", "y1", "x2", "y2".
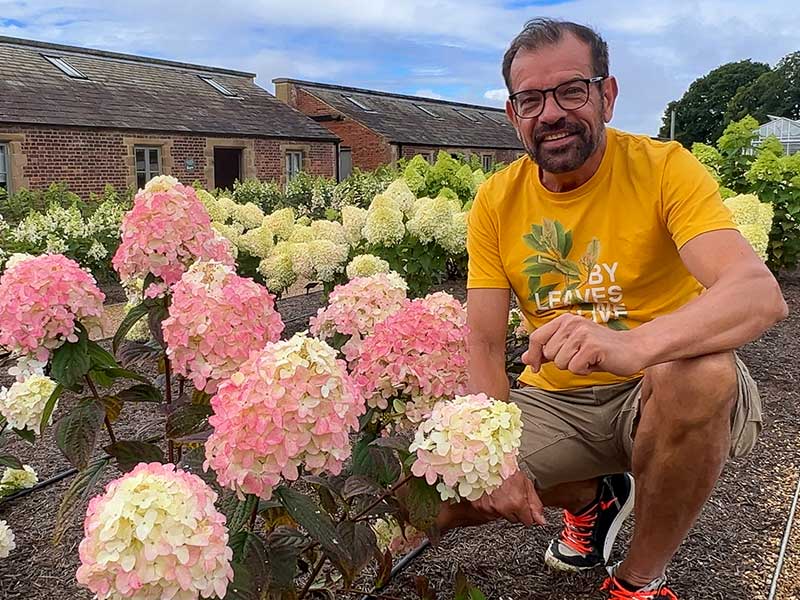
[{"x1": 538, "y1": 91, "x2": 569, "y2": 124}]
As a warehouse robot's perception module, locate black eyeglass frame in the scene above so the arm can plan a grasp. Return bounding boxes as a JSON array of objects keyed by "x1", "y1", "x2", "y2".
[{"x1": 509, "y1": 76, "x2": 606, "y2": 119}]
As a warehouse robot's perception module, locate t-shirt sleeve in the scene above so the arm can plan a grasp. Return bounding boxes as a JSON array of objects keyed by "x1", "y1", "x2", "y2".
[
  {"x1": 467, "y1": 185, "x2": 511, "y2": 289},
  {"x1": 661, "y1": 145, "x2": 737, "y2": 249}
]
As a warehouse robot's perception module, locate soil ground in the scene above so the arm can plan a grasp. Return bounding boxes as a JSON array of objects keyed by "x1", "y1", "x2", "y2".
[{"x1": 0, "y1": 275, "x2": 798, "y2": 600}]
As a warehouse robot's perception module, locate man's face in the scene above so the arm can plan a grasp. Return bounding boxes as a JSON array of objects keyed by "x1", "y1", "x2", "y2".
[{"x1": 505, "y1": 34, "x2": 617, "y2": 174}]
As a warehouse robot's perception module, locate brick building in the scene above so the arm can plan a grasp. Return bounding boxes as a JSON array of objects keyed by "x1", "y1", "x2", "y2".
[
  {"x1": 273, "y1": 79, "x2": 525, "y2": 178},
  {"x1": 0, "y1": 37, "x2": 338, "y2": 198}
]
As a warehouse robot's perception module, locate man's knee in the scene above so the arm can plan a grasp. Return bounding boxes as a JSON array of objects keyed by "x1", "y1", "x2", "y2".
[{"x1": 643, "y1": 352, "x2": 737, "y2": 430}]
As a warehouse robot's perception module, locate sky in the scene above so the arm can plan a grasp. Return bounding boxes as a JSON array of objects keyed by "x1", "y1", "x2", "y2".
[{"x1": 1, "y1": 0, "x2": 798, "y2": 135}]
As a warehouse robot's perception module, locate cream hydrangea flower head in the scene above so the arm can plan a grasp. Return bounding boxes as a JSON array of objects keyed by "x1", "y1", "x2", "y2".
[
  {"x1": 231, "y1": 202, "x2": 265, "y2": 230},
  {"x1": 0, "y1": 520, "x2": 15, "y2": 559},
  {"x1": 236, "y1": 223, "x2": 275, "y2": 258},
  {"x1": 342, "y1": 205, "x2": 368, "y2": 246},
  {"x1": 264, "y1": 207, "x2": 295, "y2": 241},
  {"x1": 308, "y1": 239, "x2": 350, "y2": 282},
  {"x1": 288, "y1": 224, "x2": 315, "y2": 243},
  {"x1": 737, "y1": 223, "x2": 770, "y2": 261},
  {"x1": 4, "y1": 253, "x2": 36, "y2": 270},
  {"x1": 1, "y1": 465, "x2": 38, "y2": 490},
  {"x1": 407, "y1": 196, "x2": 457, "y2": 244},
  {"x1": 363, "y1": 204, "x2": 405, "y2": 247},
  {"x1": 311, "y1": 219, "x2": 348, "y2": 245},
  {"x1": 258, "y1": 244, "x2": 297, "y2": 294},
  {"x1": 372, "y1": 516, "x2": 426, "y2": 555},
  {"x1": 0, "y1": 374, "x2": 58, "y2": 435},
  {"x1": 143, "y1": 174, "x2": 180, "y2": 193},
  {"x1": 216, "y1": 196, "x2": 238, "y2": 217},
  {"x1": 346, "y1": 254, "x2": 390, "y2": 279},
  {"x1": 212, "y1": 221, "x2": 243, "y2": 245},
  {"x1": 383, "y1": 179, "x2": 417, "y2": 215},
  {"x1": 76, "y1": 462, "x2": 234, "y2": 600},
  {"x1": 437, "y1": 211, "x2": 468, "y2": 255},
  {"x1": 197, "y1": 189, "x2": 230, "y2": 223},
  {"x1": 410, "y1": 393, "x2": 522, "y2": 501}
]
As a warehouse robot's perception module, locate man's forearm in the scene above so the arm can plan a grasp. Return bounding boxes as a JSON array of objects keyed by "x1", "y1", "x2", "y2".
[
  {"x1": 630, "y1": 270, "x2": 787, "y2": 367},
  {"x1": 467, "y1": 342, "x2": 510, "y2": 401}
]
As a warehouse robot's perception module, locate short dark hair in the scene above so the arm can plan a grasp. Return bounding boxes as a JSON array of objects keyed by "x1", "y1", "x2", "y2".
[{"x1": 502, "y1": 18, "x2": 609, "y2": 93}]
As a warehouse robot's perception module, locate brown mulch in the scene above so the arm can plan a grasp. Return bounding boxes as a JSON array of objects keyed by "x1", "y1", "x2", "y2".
[{"x1": 0, "y1": 275, "x2": 798, "y2": 600}]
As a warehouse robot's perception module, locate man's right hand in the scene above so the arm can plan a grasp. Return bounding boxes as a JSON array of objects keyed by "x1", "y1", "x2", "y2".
[{"x1": 469, "y1": 469, "x2": 547, "y2": 526}]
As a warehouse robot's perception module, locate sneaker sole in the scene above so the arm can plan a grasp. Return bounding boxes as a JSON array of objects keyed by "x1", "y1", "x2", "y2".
[{"x1": 543, "y1": 475, "x2": 636, "y2": 573}]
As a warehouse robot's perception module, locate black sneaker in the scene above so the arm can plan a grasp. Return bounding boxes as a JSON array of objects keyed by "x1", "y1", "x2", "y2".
[
  {"x1": 601, "y1": 562, "x2": 678, "y2": 599},
  {"x1": 544, "y1": 473, "x2": 635, "y2": 572}
]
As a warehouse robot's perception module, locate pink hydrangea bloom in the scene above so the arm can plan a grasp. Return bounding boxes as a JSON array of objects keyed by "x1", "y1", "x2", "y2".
[
  {"x1": 204, "y1": 334, "x2": 365, "y2": 500},
  {"x1": 76, "y1": 462, "x2": 234, "y2": 600},
  {"x1": 112, "y1": 184, "x2": 234, "y2": 292},
  {"x1": 309, "y1": 272, "x2": 408, "y2": 362},
  {"x1": 351, "y1": 292, "x2": 469, "y2": 420},
  {"x1": 0, "y1": 254, "x2": 105, "y2": 361},
  {"x1": 410, "y1": 393, "x2": 522, "y2": 502},
  {"x1": 162, "y1": 261, "x2": 284, "y2": 393}
]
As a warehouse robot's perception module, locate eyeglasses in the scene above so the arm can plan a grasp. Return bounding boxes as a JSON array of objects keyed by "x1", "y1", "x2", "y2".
[{"x1": 509, "y1": 76, "x2": 606, "y2": 119}]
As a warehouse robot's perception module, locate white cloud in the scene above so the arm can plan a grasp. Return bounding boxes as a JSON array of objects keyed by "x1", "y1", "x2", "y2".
[{"x1": 483, "y1": 88, "x2": 508, "y2": 106}]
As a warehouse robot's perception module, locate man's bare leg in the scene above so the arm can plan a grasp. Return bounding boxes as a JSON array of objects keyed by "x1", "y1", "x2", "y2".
[{"x1": 614, "y1": 352, "x2": 737, "y2": 587}]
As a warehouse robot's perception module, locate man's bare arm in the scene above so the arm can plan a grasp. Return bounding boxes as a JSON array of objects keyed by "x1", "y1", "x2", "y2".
[
  {"x1": 630, "y1": 229, "x2": 787, "y2": 366},
  {"x1": 466, "y1": 288, "x2": 512, "y2": 401}
]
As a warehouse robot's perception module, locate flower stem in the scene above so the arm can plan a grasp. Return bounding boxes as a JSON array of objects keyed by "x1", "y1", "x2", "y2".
[
  {"x1": 164, "y1": 354, "x2": 174, "y2": 463},
  {"x1": 298, "y1": 555, "x2": 327, "y2": 600},
  {"x1": 351, "y1": 474, "x2": 413, "y2": 522},
  {"x1": 84, "y1": 375, "x2": 116, "y2": 445},
  {"x1": 248, "y1": 495, "x2": 259, "y2": 531}
]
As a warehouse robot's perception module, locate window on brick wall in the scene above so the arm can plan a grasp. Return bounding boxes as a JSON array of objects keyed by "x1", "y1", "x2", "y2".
[
  {"x1": 339, "y1": 147, "x2": 353, "y2": 181},
  {"x1": 285, "y1": 150, "x2": 304, "y2": 183},
  {"x1": 135, "y1": 146, "x2": 162, "y2": 189},
  {"x1": 0, "y1": 143, "x2": 9, "y2": 193},
  {"x1": 481, "y1": 153, "x2": 493, "y2": 172}
]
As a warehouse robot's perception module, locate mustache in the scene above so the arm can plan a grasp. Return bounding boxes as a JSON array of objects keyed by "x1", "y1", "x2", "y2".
[{"x1": 533, "y1": 120, "x2": 586, "y2": 144}]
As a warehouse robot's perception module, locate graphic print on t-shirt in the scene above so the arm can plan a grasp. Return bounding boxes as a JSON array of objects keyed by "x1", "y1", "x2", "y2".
[{"x1": 522, "y1": 218, "x2": 629, "y2": 330}]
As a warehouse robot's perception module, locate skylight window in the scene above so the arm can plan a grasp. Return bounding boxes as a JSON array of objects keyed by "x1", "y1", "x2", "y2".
[
  {"x1": 43, "y1": 55, "x2": 87, "y2": 79},
  {"x1": 199, "y1": 76, "x2": 238, "y2": 97},
  {"x1": 415, "y1": 104, "x2": 440, "y2": 118},
  {"x1": 454, "y1": 109, "x2": 478, "y2": 122},
  {"x1": 343, "y1": 95, "x2": 375, "y2": 111}
]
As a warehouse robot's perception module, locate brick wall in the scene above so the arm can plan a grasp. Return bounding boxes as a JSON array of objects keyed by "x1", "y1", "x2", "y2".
[
  {"x1": 279, "y1": 86, "x2": 393, "y2": 171},
  {"x1": 0, "y1": 124, "x2": 335, "y2": 198},
  {"x1": 401, "y1": 145, "x2": 524, "y2": 166}
]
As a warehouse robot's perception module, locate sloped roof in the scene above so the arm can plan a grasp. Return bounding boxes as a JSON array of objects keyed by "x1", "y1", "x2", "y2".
[
  {"x1": 0, "y1": 36, "x2": 337, "y2": 141},
  {"x1": 275, "y1": 78, "x2": 523, "y2": 150}
]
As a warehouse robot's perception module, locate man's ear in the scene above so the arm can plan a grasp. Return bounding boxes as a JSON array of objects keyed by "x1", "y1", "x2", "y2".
[{"x1": 601, "y1": 76, "x2": 619, "y2": 123}]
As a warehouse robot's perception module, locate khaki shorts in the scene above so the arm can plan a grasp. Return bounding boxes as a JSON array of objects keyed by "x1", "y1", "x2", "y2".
[{"x1": 510, "y1": 355, "x2": 762, "y2": 490}]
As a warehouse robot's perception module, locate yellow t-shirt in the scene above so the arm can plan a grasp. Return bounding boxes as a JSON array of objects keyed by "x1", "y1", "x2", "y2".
[{"x1": 467, "y1": 128, "x2": 736, "y2": 390}]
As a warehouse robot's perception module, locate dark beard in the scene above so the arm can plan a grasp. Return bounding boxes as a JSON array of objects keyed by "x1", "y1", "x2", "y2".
[{"x1": 526, "y1": 118, "x2": 604, "y2": 173}]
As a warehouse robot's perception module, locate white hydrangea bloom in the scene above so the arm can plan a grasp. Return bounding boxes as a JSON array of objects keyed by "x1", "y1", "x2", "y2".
[
  {"x1": 197, "y1": 189, "x2": 230, "y2": 223},
  {"x1": 382, "y1": 179, "x2": 417, "y2": 215},
  {"x1": 143, "y1": 174, "x2": 180, "y2": 193},
  {"x1": 231, "y1": 202, "x2": 265, "y2": 230},
  {"x1": 364, "y1": 196, "x2": 405, "y2": 247},
  {"x1": 288, "y1": 241, "x2": 314, "y2": 279},
  {"x1": 308, "y1": 239, "x2": 350, "y2": 281},
  {"x1": 236, "y1": 224, "x2": 275, "y2": 258},
  {"x1": 212, "y1": 221, "x2": 244, "y2": 245},
  {"x1": 407, "y1": 196, "x2": 457, "y2": 244},
  {"x1": 4, "y1": 253, "x2": 36, "y2": 270},
  {"x1": 311, "y1": 220, "x2": 348, "y2": 245},
  {"x1": 288, "y1": 224, "x2": 315, "y2": 243},
  {"x1": 346, "y1": 254, "x2": 390, "y2": 279},
  {"x1": 264, "y1": 207, "x2": 296, "y2": 241},
  {"x1": 437, "y1": 211, "x2": 468, "y2": 255},
  {"x1": 342, "y1": 205, "x2": 368, "y2": 246},
  {"x1": 7, "y1": 356, "x2": 47, "y2": 382},
  {"x1": 1, "y1": 465, "x2": 38, "y2": 490},
  {"x1": 0, "y1": 520, "x2": 15, "y2": 559},
  {"x1": 0, "y1": 374, "x2": 59, "y2": 434},
  {"x1": 258, "y1": 244, "x2": 297, "y2": 293}
]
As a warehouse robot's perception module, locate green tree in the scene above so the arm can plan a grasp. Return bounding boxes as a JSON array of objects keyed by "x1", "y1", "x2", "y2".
[
  {"x1": 726, "y1": 51, "x2": 800, "y2": 124},
  {"x1": 659, "y1": 60, "x2": 770, "y2": 146}
]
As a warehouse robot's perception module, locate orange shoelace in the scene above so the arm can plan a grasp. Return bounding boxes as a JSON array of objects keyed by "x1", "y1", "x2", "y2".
[
  {"x1": 560, "y1": 506, "x2": 598, "y2": 555},
  {"x1": 601, "y1": 577, "x2": 679, "y2": 600}
]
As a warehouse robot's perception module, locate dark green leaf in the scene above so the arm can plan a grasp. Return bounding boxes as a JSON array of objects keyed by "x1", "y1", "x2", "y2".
[
  {"x1": 266, "y1": 526, "x2": 305, "y2": 593},
  {"x1": 113, "y1": 302, "x2": 149, "y2": 353},
  {"x1": 88, "y1": 368, "x2": 114, "y2": 388},
  {"x1": 563, "y1": 230, "x2": 573, "y2": 257},
  {"x1": 454, "y1": 568, "x2": 487, "y2": 600},
  {"x1": 274, "y1": 486, "x2": 351, "y2": 572},
  {"x1": 177, "y1": 446, "x2": 221, "y2": 490},
  {"x1": 86, "y1": 341, "x2": 118, "y2": 369},
  {"x1": 522, "y1": 233, "x2": 548, "y2": 252},
  {"x1": 0, "y1": 454, "x2": 23, "y2": 469},
  {"x1": 554, "y1": 220, "x2": 567, "y2": 257},
  {"x1": 352, "y1": 436, "x2": 401, "y2": 487},
  {"x1": 226, "y1": 494, "x2": 258, "y2": 534},
  {"x1": 50, "y1": 329, "x2": 90, "y2": 388},
  {"x1": 12, "y1": 427, "x2": 35, "y2": 444},
  {"x1": 522, "y1": 263, "x2": 555, "y2": 277},
  {"x1": 225, "y1": 562, "x2": 260, "y2": 600},
  {"x1": 99, "y1": 367, "x2": 153, "y2": 385},
  {"x1": 166, "y1": 403, "x2": 212, "y2": 439},
  {"x1": 405, "y1": 477, "x2": 442, "y2": 534},
  {"x1": 52, "y1": 456, "x2": 111, "y2": 544},
  {"x1": 39, "y1": 383, "x2": 63, "y2": 434},
  {"x1": 606, "y1": 319, "x2": 630, "y2": 331},
  {"x1": 336, "y1": 521, "x2": 377, "y2": 573},
  {"x1": 229, "y1": 530, "x2": 269, "y2": 598},
  {"x1": 54, "y1": 399, "x2": 104, "y2": 470},
  {"x1": 342, "y1": 475, "x2": 384, "y2": 499},
  {"x1": 148, "y1": 302, "x2": 169, "y2": 349},
  {"x1": 118, "y1": 384, "x2": 162, "y2": 403},
  {"x1": 117, "y1": 341, "x2": 161, "y2": 369},
  {"x1": 104, "y1": 441, "x2": 165, "y2": 473},
  {"x1": 374, "y1": 549, "x2": 393, "y2": 589}
]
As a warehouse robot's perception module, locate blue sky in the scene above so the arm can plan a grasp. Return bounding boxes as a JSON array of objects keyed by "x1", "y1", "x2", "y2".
[{"x1": 1, "y1": 0, "x2": 798, "y2": 135}]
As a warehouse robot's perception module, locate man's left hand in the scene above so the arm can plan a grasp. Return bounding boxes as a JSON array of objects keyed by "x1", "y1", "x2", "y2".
[{"x1": 521, "y1": 313, "x2": 646, "y2": 376}]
